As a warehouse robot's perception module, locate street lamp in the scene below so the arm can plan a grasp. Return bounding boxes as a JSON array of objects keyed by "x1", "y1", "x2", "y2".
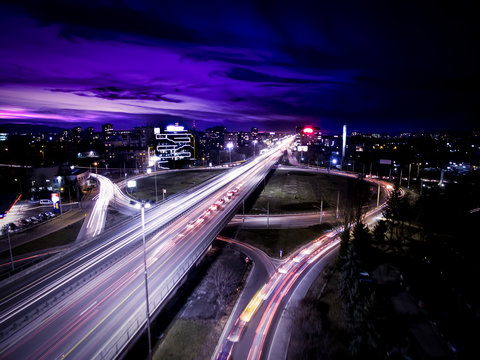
[
  {"x1": 135, "y1": 201, "x2": 152, "y2": 360},
  {"x1": 313, "y1": 200, "x2": 323, "y2": 224},
  {"x1": 2, "y1": 225, "x2": 14, "y2": 271},
  {"x1": 252, "y1": 140, "x2": 257, "y2": 158},
  {"x1": 226, "y1": 142, "x2": 234, "y2": 166}
]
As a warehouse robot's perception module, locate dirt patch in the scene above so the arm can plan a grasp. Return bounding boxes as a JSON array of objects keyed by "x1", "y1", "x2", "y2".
[{"x1": 151, "y1": 246, "x2": 249, "y2": 360}]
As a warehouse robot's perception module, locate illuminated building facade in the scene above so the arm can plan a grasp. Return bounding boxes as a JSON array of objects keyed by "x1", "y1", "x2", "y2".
[{"x1": 154, "y1": 124, "x2": 194, "y2": 165}]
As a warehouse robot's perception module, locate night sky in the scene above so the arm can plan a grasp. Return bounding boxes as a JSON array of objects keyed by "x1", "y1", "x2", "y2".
[{"x1": 0, "y1": 1, "x2": 478, "y2": 133}]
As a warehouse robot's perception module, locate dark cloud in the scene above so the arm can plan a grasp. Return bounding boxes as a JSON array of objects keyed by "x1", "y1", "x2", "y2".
[
  {"x1": 50, "y1": 87, "x2": 182, "y2": 103},
  {"x1": 0, "y1": 0, "x2": 479, "y2": 132}
]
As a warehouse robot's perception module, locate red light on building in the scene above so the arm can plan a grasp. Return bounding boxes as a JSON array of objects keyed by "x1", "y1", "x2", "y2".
[{"x1": 303, "y1": 127, "x2": 314, "y2": 134}]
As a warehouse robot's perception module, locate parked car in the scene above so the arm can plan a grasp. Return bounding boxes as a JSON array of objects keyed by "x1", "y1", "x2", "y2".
[
  {"x1": 39, "y1": 199, "x2": 52, "y2": 205},
  {"x1": 20, "y1": 218, "x2": 32, "y2": 226},
  {"x1": 7, "y1": 223, "x2": 17, "y2": 231}
]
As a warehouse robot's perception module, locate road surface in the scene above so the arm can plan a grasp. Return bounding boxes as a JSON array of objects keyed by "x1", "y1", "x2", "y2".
[
  {"x1": 214, "y1": 176, "x2": 392, "y2": 360},
  {"x1": 0, "y1": 137, "x2": 293, "y2": 360}
]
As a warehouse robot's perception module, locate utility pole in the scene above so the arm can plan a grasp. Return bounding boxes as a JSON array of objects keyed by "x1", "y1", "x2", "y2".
[
  {"x1": 377, "y1": 183, "x2": 380, "y2": 207},
  {"x1": 336, "y1": 191, "x2": 339, "y2": 221},
  {"x1": 399, "y1": 168, "x2": 403, "y2": 186},
  {"x1": 140, "y1": 202, "x2": 152, "y2": 360},
  {"x1": 320, "y1": 199, "x2": 323, "y2": 224},
  {"x1": 267, "y1": 201, "x2": 270, "y2": 229},
  {"x1": 408, "y1": 163, "x2": 412, "y2": 189},
  {"x1": 5, "y1": 228, "x2": 14, "y2": 271},
  {"x1": 154, "y1": 162, "x2": 158, "y2": 203},
  {"x1": 243, "y1": 200, "x2": 245, "y2": 224}
]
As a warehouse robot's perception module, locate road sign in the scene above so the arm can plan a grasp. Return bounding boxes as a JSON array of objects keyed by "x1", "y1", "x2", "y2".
[{"x1": 279, "y1": 249, "x2": 283, "y2": 258}]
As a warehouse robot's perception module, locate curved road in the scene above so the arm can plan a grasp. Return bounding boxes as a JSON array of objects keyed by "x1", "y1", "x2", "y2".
[{"x1": 214, "y1": 174, "x2": 392, "y2": 360}]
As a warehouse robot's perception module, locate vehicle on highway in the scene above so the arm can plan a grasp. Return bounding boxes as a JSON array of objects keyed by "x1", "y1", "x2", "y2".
[{"x1": 39, "y1": 199, "x2": 52, "y2": 205}]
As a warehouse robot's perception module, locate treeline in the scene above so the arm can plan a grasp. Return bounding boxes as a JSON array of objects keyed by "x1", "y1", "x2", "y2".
[{"x1": 337, "y1": 178, "x2": 480, "y2": 358}]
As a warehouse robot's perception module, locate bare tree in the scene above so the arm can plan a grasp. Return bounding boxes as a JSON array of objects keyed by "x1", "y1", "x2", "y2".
[{"x1": 210, "y1": 265, "x2": 236, "y2": 312}]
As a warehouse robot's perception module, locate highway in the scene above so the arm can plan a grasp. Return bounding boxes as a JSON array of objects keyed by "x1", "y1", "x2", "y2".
[
  {"x1": 0, "y1": 137, "x2": 293, "y2": 359},
  {"x1": 214, "y1": 176, "x2": 392, "y2": 360},
  {"x1": 81, "y1": 173, "x2": 137, "y2": 240}
]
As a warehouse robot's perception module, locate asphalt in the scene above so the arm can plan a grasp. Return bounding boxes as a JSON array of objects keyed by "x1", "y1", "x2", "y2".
[{"x1": 266, "y1": 246, "x2": 338, "y2": 360}]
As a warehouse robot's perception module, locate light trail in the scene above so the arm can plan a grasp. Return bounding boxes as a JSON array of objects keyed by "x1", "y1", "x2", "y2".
[
  {"x1": 0, "y1": 137, "x2": 294, "y2": 359},
  {"x1": 214, "y1": 173, "x2": 392, "y2": 360}
]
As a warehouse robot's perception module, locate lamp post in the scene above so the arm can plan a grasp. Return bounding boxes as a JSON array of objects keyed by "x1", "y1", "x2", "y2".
[
  {"x1": 3, "y1": 226, "x2": 14, "y2": 271},
  {"x1": 226, "y1": 142, "x2": 233, "y2": 166},
  {"x1": 407, "y1": 163, "x2": 412, "y2": 189},
  {"x1": 313, "y1": 199, "x2": 323, "y2": 225},
  {"x1": 155, "y1": 164, "x2": 158, "y2": 203},
  {"x1": 135, "y1": 201, "x2": 152, "y2": 360},
  {"x1": 252, "y1": 140, "x2": 257, "y2": 158},
  {"x1": 336, "y1": 191, "x2": 340, "y2": 221}
]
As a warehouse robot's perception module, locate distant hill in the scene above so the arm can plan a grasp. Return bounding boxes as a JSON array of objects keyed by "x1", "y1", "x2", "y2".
[{"x1": 0, "y1": 123, "x2": 67, "y2": 134}]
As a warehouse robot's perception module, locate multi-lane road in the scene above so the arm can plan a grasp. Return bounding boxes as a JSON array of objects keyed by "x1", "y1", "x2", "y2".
[
  {"x1": 0, "y1": 137, "x2": 293, "y2": 359},
  {"x1": 214, "y1": 176, "x2": 391, "y2": 360}
]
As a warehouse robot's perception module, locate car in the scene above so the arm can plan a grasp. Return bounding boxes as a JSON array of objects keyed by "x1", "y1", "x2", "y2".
[
  {"x1": 7, "y1": 223, "x2": 18, "y2": 231},
  {"x1": 20, "y1": 218, "x2": 31, "y2": 226},
  {"x1": 39, "y1": 199, "x2": 52, "y2": 205},
  {"x1": 29, "y1": 217, "x2": 39, "y2": 224}
]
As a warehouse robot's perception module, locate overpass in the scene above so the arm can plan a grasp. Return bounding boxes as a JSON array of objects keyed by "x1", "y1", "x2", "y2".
[{"x1": 0, "y1": 136, "x2": 293, "y2": 359}]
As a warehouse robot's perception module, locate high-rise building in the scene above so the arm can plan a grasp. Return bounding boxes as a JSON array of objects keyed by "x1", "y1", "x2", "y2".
[
  {"x1": 154, "y1": 123, "x2": 194, "y2": 165},
  {"x1": 102, "y1": 123, "x2": 113, "y2": 135}
]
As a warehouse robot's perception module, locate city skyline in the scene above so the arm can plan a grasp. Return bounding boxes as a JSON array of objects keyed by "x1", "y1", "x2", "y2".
[{"x1": 0, "y1": 1, "x2": 478, "y2": 133}]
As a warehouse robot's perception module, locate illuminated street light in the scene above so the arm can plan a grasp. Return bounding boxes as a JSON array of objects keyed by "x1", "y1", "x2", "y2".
[
  {"x1": 226, "y1": 142, "x2": 234, "y2": 166},
  {"x1": 135, "y1": 201, "x2": 152, "y2": 360},
  {"x1": 252, "y1": 140, "x2": 258, "y2": 157}
]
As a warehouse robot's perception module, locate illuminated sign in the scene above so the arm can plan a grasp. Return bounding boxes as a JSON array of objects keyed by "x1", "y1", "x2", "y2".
[
  {"x1": 303, "y1": 127, "x2": 314, "y2": 134},
  {"x1": 127, "y1": 180, "x2": 137, "y2": 188},
  {"x1": 166, "y1": 125, "x2": 185, "y2": 132},
  {"x1": 51, "y1": 192, "x2": 60, "y2": 212},
  {"x1": 297, "y1": 146, "x2": 308, "y2": 152}
]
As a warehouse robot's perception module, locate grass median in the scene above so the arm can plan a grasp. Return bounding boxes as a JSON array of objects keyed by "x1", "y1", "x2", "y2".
[
  {"x1": 129, "y1": 169, "x2": 226, "y2": 202},
  {"x1": 230, "y1": 223, "x2": 333, "y2": 258},
  {"x1": 1, "y1": 218, "x2": 84, "y2": 258}
]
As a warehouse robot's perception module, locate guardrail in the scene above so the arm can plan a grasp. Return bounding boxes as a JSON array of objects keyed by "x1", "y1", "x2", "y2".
[{"x1": 97, "y1": 157, "x2": 276, "y2": 359}]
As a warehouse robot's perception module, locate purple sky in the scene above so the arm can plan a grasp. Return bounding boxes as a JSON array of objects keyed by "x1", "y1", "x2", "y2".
[{"x1": 0, "y1": 1, "x2": 478, "y2": 133}]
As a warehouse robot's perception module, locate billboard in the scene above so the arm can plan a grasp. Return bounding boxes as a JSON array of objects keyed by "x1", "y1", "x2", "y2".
[{"x1": 51, "y1": 192, "x2": 60, "y2": 212}]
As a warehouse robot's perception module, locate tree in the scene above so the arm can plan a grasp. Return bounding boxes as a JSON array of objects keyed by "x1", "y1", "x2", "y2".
[
  {"x1": 339, "y1": 227, "x2": 378, "y2": 357},
  {"x1": 336, "y1": 223, "x2": 351, "y2": 269},
  {"x1": 383, "y1": 183, "x2": 411, "y2": 253},
  {"x1": 351, "y1": 220, "x2": 372, "y2": 264},
  {"x1": 372, "y1": 220, "x2": 388, "y2": 248},
  {"x1": 210, "y1": 265, "x2": 236, "y2": 313}
]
